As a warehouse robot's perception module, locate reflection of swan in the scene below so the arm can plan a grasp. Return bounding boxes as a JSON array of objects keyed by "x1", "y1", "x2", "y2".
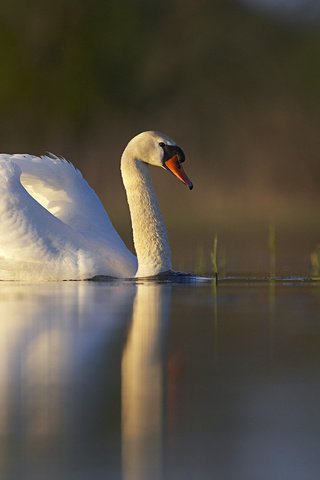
[
  {"x1": 122, "y1": 283, "x2": 171, "y2": 480},
  {"x1": 0, "y1": 282, "x2": 136, "y2": 478},
  {"x1": 0, "y1": 131, "x2": 192, "y2": 280},
  {"x1": 0, "y1": 279, "x2": 171, "y2": 479}
]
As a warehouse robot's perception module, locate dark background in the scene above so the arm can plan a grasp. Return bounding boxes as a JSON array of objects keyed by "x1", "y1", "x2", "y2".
[{"x1": 1, "y1": 0, "x2": 320, "y2": 274}]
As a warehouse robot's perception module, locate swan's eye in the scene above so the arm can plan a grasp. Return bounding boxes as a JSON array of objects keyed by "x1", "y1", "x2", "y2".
[{"x1": 160, "y1": 142, "x2": 185, "y2": 167}]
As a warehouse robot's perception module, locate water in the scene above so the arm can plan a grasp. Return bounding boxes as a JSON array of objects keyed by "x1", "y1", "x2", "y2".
[{"x1": 0, "y1": 278, "x2": 320, "y2": 480}]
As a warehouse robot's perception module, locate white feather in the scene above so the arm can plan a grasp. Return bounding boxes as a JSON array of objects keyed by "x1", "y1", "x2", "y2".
[{"x1": 0, "y1": 131, "x2": 183, "y2": 281}]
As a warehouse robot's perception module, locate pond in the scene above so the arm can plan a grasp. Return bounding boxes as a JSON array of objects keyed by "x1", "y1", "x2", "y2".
[{"x1": 0, "y1": 278, "x2": 320, "y2": 479}]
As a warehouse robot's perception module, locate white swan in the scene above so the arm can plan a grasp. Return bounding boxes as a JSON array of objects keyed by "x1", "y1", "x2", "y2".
[{"x1": 0, "y1": 131, "x2": 193, "y2": 281}]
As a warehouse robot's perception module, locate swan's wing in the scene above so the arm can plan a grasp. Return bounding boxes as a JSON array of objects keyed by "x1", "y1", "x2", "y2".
[
  {"x1": 3, "y1": 153, "x2": 136, "y2": 271},
  {"x1": 0, "y1": 159, "x2": 137, "y2": 280},
  {"x1": 6, "y1": 153, "x2": 126, "y2": 241}
]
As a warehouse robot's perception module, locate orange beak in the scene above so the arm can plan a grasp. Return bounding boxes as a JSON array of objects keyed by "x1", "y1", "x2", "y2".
[{"x1": 165, "y1": 155, "x2": 193, "y2": 190}]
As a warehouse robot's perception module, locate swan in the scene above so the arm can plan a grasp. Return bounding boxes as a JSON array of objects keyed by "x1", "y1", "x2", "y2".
[{"x1": 0, "y1": 131, "x2": 193, "y2": 281}]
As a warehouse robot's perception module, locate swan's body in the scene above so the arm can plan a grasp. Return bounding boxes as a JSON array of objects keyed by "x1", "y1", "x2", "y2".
[{"x1": 0, "y1": 131, "x2": 192, "y2": 281}]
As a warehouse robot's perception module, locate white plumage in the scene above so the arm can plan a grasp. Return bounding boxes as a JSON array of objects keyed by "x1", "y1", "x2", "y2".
[{"x1": 0, "y1": 131, "x2": 192, "y2": 281}]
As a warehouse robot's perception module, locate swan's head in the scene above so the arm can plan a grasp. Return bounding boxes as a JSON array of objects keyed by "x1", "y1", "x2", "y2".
[{"x1": 126, "y1": 131, "x2": 193, "y2": 190}]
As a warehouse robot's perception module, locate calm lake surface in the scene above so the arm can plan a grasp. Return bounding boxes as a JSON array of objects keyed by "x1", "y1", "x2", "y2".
[{"x1": 0, "y1": 278, "x2": 320, "y2": 480}]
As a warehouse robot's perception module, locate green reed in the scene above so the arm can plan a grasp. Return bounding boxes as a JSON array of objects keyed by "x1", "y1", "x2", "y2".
[
  {"x1": 194, "y1": 235, "x2": 220, "y2": 280},
  {"x1": 311, "y1": 246, "x2": 320, "y2": 277},
  {"x1": 195, "y1": 245, "x2": 205, "y2": 275},
  {"x1": 211, "y1": 234, "x2": 218, "y2": 277}
]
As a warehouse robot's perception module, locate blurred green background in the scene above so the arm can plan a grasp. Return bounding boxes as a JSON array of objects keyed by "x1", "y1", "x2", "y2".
[{"x1": 1, "y1": 0, "x2": 320, "y2": 274}]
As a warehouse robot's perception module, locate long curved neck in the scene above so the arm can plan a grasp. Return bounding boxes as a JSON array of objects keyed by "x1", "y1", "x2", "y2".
[{"x1": 121, "y1": 151, "x2": 172, "y2": 277}]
